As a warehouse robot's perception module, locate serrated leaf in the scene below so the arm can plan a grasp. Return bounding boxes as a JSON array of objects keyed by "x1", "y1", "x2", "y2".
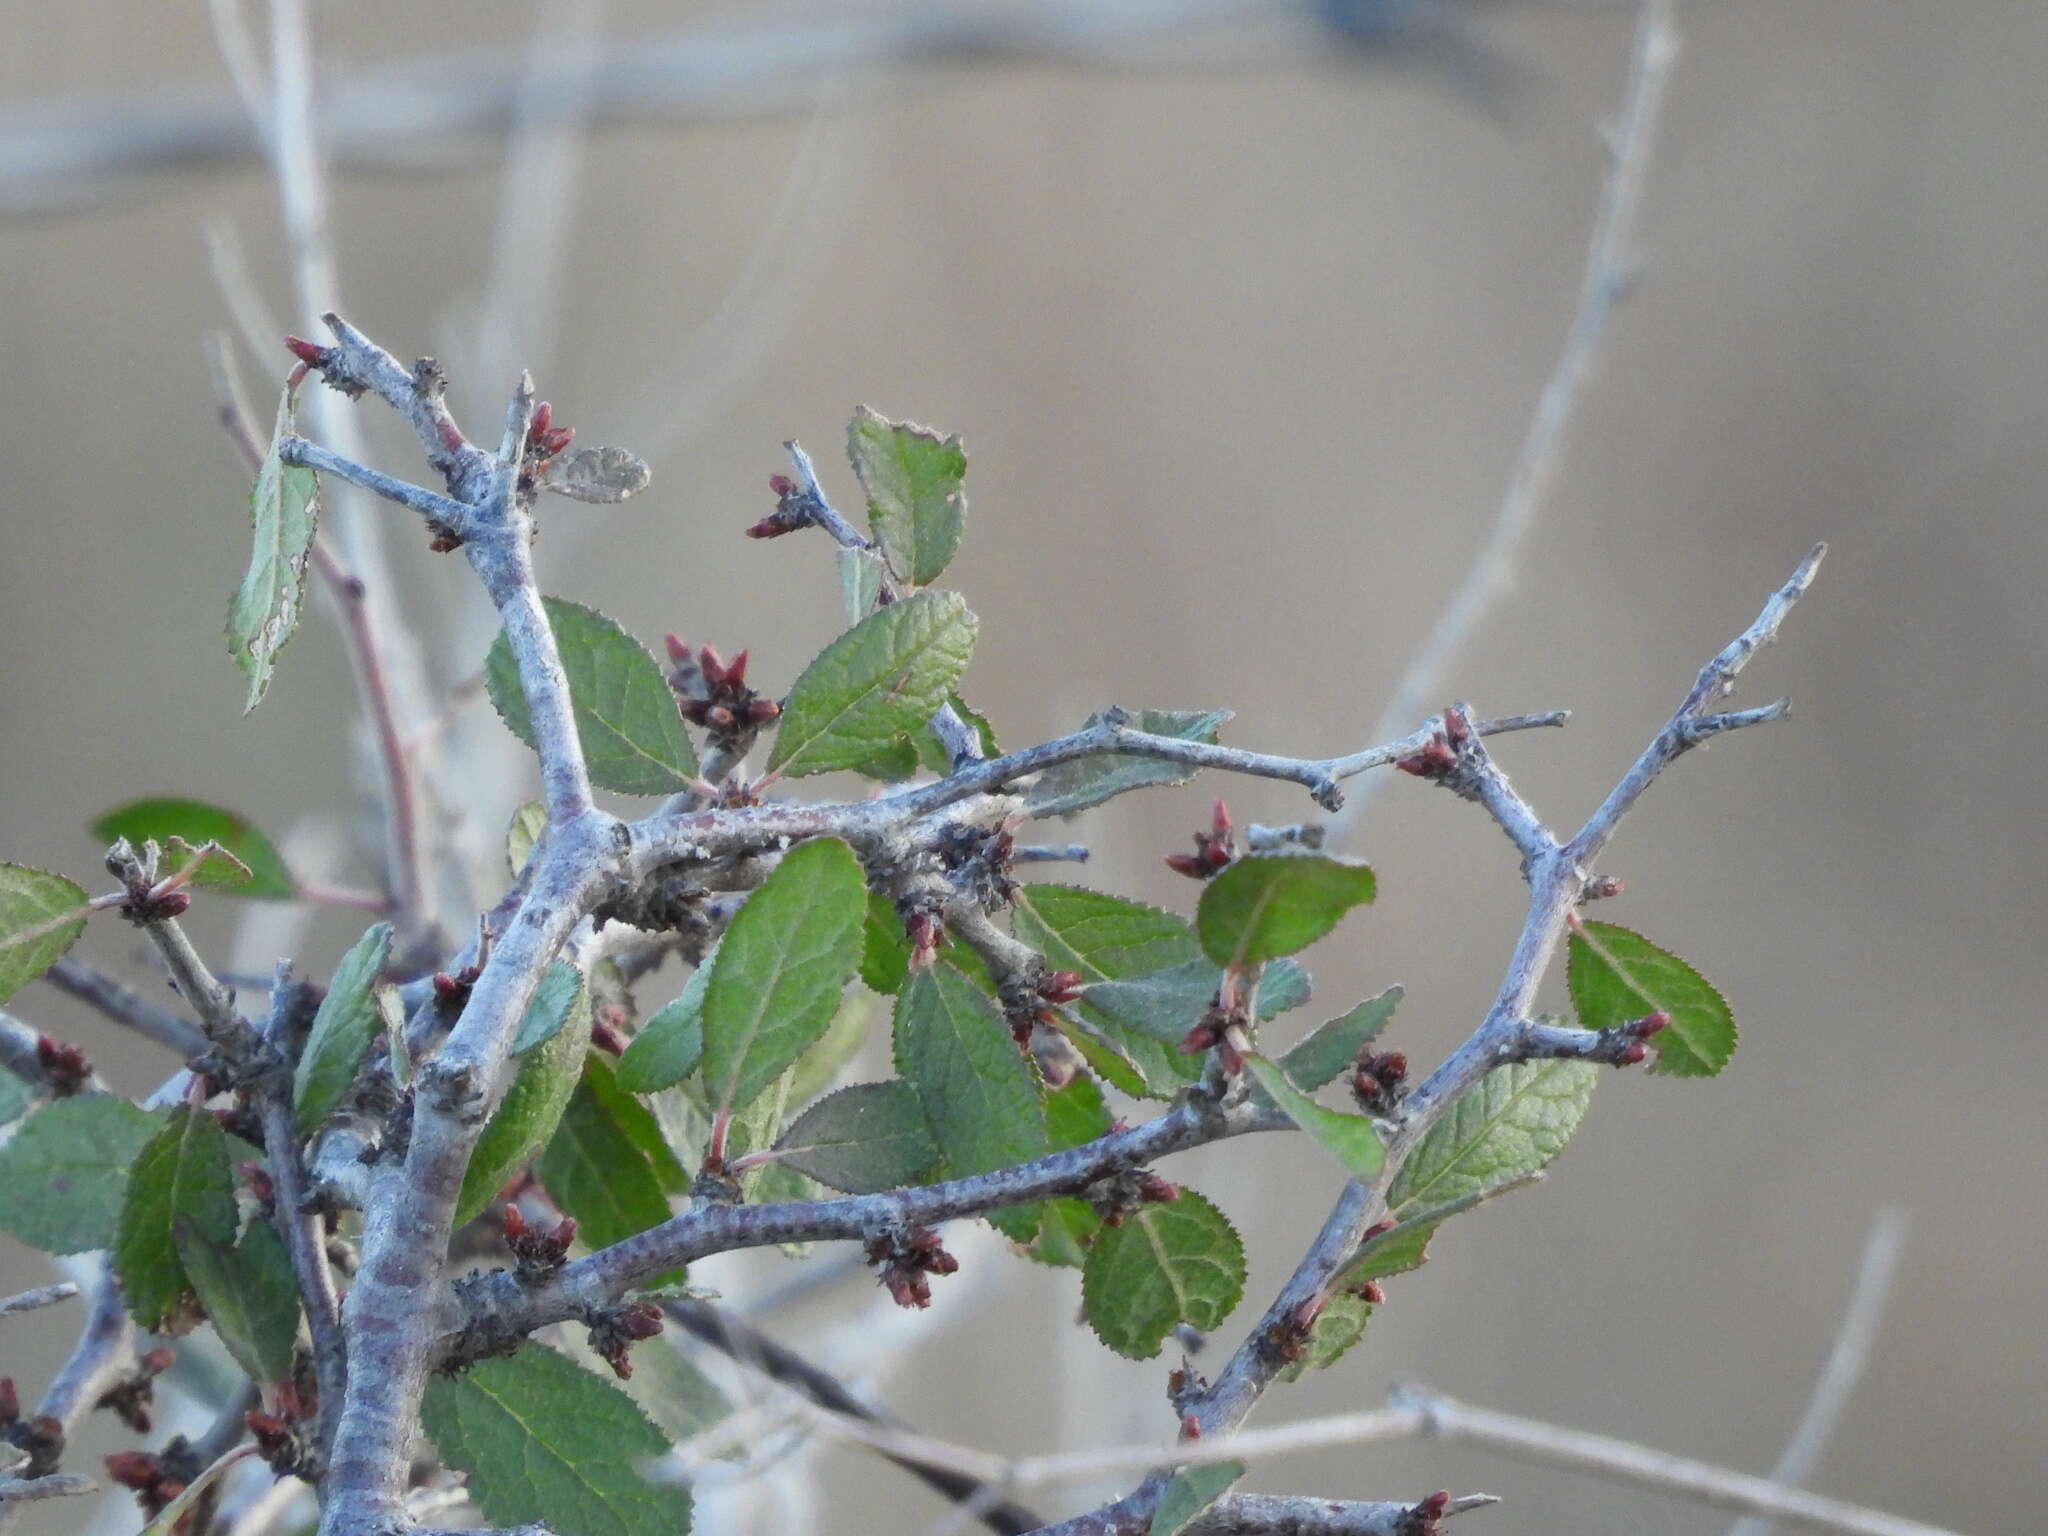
[
  {"x1": 1279, "y1": 986, "x2": 1402, "y2": 1090},
  {"x1": 1388, "y1": 1059, "x2": 1598, "y2": 1217},
  {"x1": 701, "y1": 839, "x2": 865, "y2": 1117},
  {"x1": 1197, "y1": 853, "x2": 1376, "y2": 970},
  {"x1": 0, "y1": 864, "x2": 90, "y2": 1006},
  {"x1": 1258, "y1": 957, "x2": 1313, "y2": 1017},
  {"x1": 838, "y1": 545, "x2": 888, "y2": 626},
  {"x1": 512, "y1": 962, "x2": 584, "y2": 1055},
  {"x1": 1082, "y1": 1191, "x2": 1245, "y2": 1359},
  {"x1": 456, "y1": 979, "x2": 593, "y2": 1226},
  {"x1": 771, "y1": 1081, "x2": 936, "y2": 1194},
  {"x1": 1064, "y1": 957, "x2": 1310, "y2": 1089},
  {"x1": 894, "y1": 966, "x2": 1046, "y2": 1235},
  {"x1": 178, "y1": 1217, "x2": 300, "y2": 1383},
  {"x1": 1040, "y1": 1009, "x2": 1150, "y2": 1099},
  {"x1": 228, "y1": 385, "x2": 319, "y2": 712},
  {"x1": 848, "y1": 406, "x2": 967, "y2": 586},
  {"x1": 1279, "y1": 1290, "x2": 1374, "y2": 1382},
  {"x1": 506, "y1": 801, "x2": 546, "y2": 877},
  {"x1": 1244, "y1": 1057, "x2": 1383, "y2": 1181},
  {"x1": 1024, "y1": 709, "x2": 1233, "y2": 819},
  {"x1": 113, "y1": 1107, "x2": 243, "y2": 1329},
  {"x1": 421, "y1": 1344, "x2": 689, "y2": 1536},
  {"x1": 0, "y1": 1097, "x2": 161, "y2": 1252},
  {"x1": 1151, "y1": 1459, "x2": 1246, "y2": 1534},
  {"x1": 159, "y1": 836, "x2": 254, "y2": 888},
  {"x1": 1569, "y1": 921, "x2": 1737, "y2": 1077},
  {"x1": 294, "y1": 922, "x2": 393, "y2": 1133},
  {"x1": 768, "y1": 590, "x2": 978, "y2": 776},
  {"x1": 89, "y1": 800, "x2": 293, "y2": 898},
  {"x1": 617, "y1": 952, "x2": 712, "y2": 1094},
  {"x1": 538, "y1": 1055, "x2": 676, "y2": 1253},
  {"x1": 1026, "y1": 1075, "x2": 1112, "y2": 1266},
  {"x1": 487, "y1": 597, "x2": 697, "y2": 795},
  {"x1": 786, "y1": 987, "x2": 874, "y2": 1106},
  {"x1": 541, "y1": 444, "x2": 651, "y2": 504}
]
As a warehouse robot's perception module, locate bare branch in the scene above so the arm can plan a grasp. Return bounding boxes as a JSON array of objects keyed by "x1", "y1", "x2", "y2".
[
  {"x1": 0, "y1": 1283, "x2": 78, "y2": 1319},
  {"x1": 0, "y1": 1474, "x2": 95, "y2": 1504},
  {"x1": 276, "y1": 436, "x2": 475, "y2": 532},
  {"x1": 0, "y1": 1273, "x2": 129, "y2": 1536},
  {"x1": 43, "y1": 956, "x2": 209, "y2": 1060}
]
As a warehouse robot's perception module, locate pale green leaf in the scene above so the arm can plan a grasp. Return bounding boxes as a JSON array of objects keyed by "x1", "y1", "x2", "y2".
[
  {"x1": 771, "y1": 1081, "x2": 937, "y2": 1194},
  {"x1": 1196, "y1": 853, "x2": 1376, "y2": 969},
  {"x1": 178, "y1": 1217, "x2": 301, "y2": 1384},
  {"x1": 1387, "y1": 1060, "x2": 1598, "y2": 1217},
  {"x1": 1279, "y1": 1290, "x2": 1374, "y2": 1381},
  {"x1": 617, "y1": 954, "x2": 712, "y2": 1093},
  {"x1": 838, "y1": 545, "x2": 887, "y2": 625},
  {"x1": 1025, "y1": 1074, "x2": 1111, "y2": 1267},
  {"x1": 538, "y1": 1055, "x2": 676, "y2": 1253},
  {"x1": 1569, "y1": 920, "x2": 1737, "y2": 1077},
  {"x1": 1244, "y1": 1057, "x2": 1383, "y2": 1181},
  {"x1": 1024, "y1": 709, "x2": 1232, "y2": 819},
  {"x1": 487, "y1": 597, "x2": 698, "y2": 795},
  {"x1": 1081, "y1": 1191, "x2": 1246, "y2": 1359},
  {"x1": 456, "y1": 979, "x2": 593, "y2": 1226},
  {"x1": 847, "y1": 405, "x2": 967, "y2": 586},
  {"x1": 505, "y1": 801, "x2": 546, "y2": 878},
  {"x1": 1279, "y1": 986, "x2": 1402, "y2": 1090},
  {"x1": 768, "y1": 590, "x2": 978, "y2": 776},
  {"x1": 0, "y1": 1097, "x2": 161, "y2": 1252},
  {"x1": 0, "y1": 1072, "x2": 29, "y2": 1126},
  {"x1": 90, "y1": 799, "x2": 293, "y2": 897},
  {"x1": 228, "y1": 385, "x2": 319, "y2": 712},
  {"x1": 1151, "y1": 1460, "x2": 1246, "y2": 1534},
  {"x1": 511, "y1": 962, "x2": 584, "y2": 1055},
  {"x1": 294, "y1": 922, "x2": 393, "y2": 1133},
  {"x1": 113, "y1": 1106, "x2": 244, "y2": 1329},
  {"x1": 0, "y1": 864, "x2": 90, "y2": 1006},
  {"x1": 541, "y1": 444, "x2": 651, "y2": 504}
]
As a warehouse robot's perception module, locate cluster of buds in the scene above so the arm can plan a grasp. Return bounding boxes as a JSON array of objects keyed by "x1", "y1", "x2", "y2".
[
  {"x1": 745, "y1": 472, "x2": 820, "y2": 540},
  {"x1": 1580, "y1": 873, "x2": 1627, "y2": 903},
  {"x1": 1082, "y1": 1166, "x2": 1181, "y2": 1228},
  {"x1": 1164, "y1": 800, "x2": 1238, "y2": 880},
  {"x1": 1394, "y1": 705, "x2": 1475, "y2": 780},
  {"x1": 521, "y1": 400, "x2": 578, "y2": 484},
  {"x1": 864, "y1": 1224, "x2": 959, "y2": 1310},
  {"x1": 33, "y1": 1034, "x2": 90, "y2": 1096},
  {"x1": 1165, "y1": 1363, "x2": 1208, "y2": 1439},
  {"x1": 1605, "y1": 1010, "x2": 1670, "y2": 1067},
  {"x1": 502, "y1": 1204, "x2": 578, "y2": 1276},
  {"x1": 1266, "y1": 1292, "x2": 1327, "y2": 1365},
  {"x1": 432, "y1": 962, "x2": 484, "y2": 1010},
  {"x1": 664, "y1": 637, "x2": 780, "y2": 752},
  {"x1": 936, "y1": 817, "x2": 1020, "y2": 911},
  {"x1": 901, "y1": 906, "x2": 947, "y2": 974},
  {"x1": 104, "y1": 1440, "x2": 204, "y2": 1519},
  {"x1": 586, "y1": 1301, "x2": 665, "y2": 1379},
  {"x1": 1350, "y1": 1050, "x2": 1409, "y2": 1116},
  {"x1": 245, "y1": 1379, "x2": 319, "y2": 1478},
  {"x1": 115, "y1": 877, "x2": 190, "y2": 924},
  {"x1": 93, "y1": 1346, "x2": 176, "y2": 1434},
  {"x1": 1, "y1": 1377, "x2": 63, "y2": 1478},
  {"x1": 1178, "y1": 993, "x2": 1250, "y2": 1074},
  {"x1": 1004, "y1": 965, "x2": 1085, "y2": 1049}
]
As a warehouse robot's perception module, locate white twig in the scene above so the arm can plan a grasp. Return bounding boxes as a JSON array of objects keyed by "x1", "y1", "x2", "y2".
[
  {"x1": 0, "y1": 1474, "x2": 95, "y2": 1504},
  {"x1": 0, "y1": 1282, "x2": 78, "y2": 1319},
  {"x1": 1329, "y1": 0, "x2": 1681, "y2": 842}
]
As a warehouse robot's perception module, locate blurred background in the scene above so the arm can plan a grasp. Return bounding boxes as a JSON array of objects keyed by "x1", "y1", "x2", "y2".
[{"x1": 2, "y1": 1, "x2": 2043, "y2": 1532}]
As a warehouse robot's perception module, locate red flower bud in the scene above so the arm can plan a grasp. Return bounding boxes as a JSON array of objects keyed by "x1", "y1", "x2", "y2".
[
  {"x1": 501, "y1": 1204, "x2": 527, "y2": 1239},
  {"x1": 535, "y1": 425, "x2": 576, "y2": 457},
  {"x1": 768, "y1": 473, "x2": 795, "y2": 496},
  {"x1": 747, "y1": 696, "x2": 781, "y2": 723},
  {"x1": 139, "y1": 1347, "x2": 175, "y2": 1375},
  {"x1": 155, "y1": 890, "x2": 191, "y2": 918},
  {"x1": 745, "y1": 514, "x2": 797, "y2": 539},
  {"x1": 0, "y1": 1376, "x2": 17, "y2": 1423},
  {"x1": 664, "y1": 632, "x2": 690, "y2": 663},
  {"x1": 706, "y1": 704, "x2": 736, "y2": 730},
  {"x1": 1617, "y1": 1041, "x2": 1648, "y2": 1066},
  {"x1": 698, "y1": 644, "x2": 726, "y2": 687},
  {"x1": 1357, "y1": 1280, "x2": 1386, "y2": 1306},
  {"x1": 1164, "y1": 852, "x2": 1208, "y2": 879},
  {"x1": 1633, "y1": 1011, "x2": 1670, "y2": 1038},
  {"x1": 530, "y1": 401, "x2": 552, "y2": 436},
  {"x1": 103, "y1": 1451, "x2": 161, "y2": 1490},
  {"x1": 283, "y1": 334, "x2": 328, "y2": 367},
  {"x1": 723, "y1": 649, "x2": 749, "y2": 686}
]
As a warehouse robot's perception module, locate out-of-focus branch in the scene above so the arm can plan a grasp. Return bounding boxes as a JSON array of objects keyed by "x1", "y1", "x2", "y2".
[
  {"x1": 0, "y1": 1283, "x2": 78, "y2": 1320},
  {"x1": 42, "y1": 957, "x2": 209, "y2": 1061}
]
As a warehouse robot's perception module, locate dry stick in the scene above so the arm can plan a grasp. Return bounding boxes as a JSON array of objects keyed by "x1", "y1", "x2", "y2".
[
  {"x1": 1728, "y1": 1210, "x2": 1909, "y2": 1536},
  {"x1": 1328, "y1": 0, "x2": 1680, "y2": 843}
]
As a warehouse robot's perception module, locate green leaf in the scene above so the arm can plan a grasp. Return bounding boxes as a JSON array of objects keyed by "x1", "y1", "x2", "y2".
[
  {"x1": 1244, "y1": 1057, "x2": 1383, "y2": 1181},
  {"x1": 0, "y1": 1097, "x2": 161, "y2": 1252},
  {"x1": 0, "y1": 1071, "x2": 29, "y2": 1126},
  {"x1": 294, "y1": 922, "x2": 394, "y2": 1134},
  {"x1": 847, "y1": 405, "x2": 967, "y2": 586},
  {"x1": 1388, "y1": 1060, "x2": 1599, "y2": 1217},
  {"x1": 506, "y1": 801, "x2": 546, "y2": 877},
  {"x1": 178, "y1": 1217, "x2": 301, "y2": 1384},
  {"x1": 771, "y1": 1081, "x2": 937, "y2": 1194},
  {"x1": 456, "y1": 978, "x2": 593, "y2": 1227},
  {"x1": 1279, "y1": 986, "x2": 1402, "y2": 1090},
  {"x1": 0, "y1": 864, "x2": 90, "y2": 1006},
  {"x1": 421, "y1": 1344, "x2": 690, "y2": 1536},
  {"x1": 1279, "y1": 1290, "x2": 1374, "y2": 1381},
  {"x1": 538, "y1": 1055, "x2": 676, "y2": 1253},
  {"x1": 1026, "y1": 1074, "x2": 1112, "y2": 1266},
  {"x1": 838, "y1": 545, "x2": 887, "y2": 625},
  {"x1": 89, "y1": 800, "x2": 294, "y2": 898},
  {"x1": 1082, "y1": 1191, "x2": 1246, "y2": 1359},
  {"x1": 1258, "y1": 957, "x2": 1313, "y2": 1018},
  {"x1": 1024, "y1": 709, "x2": 1232, "y2": 819},
  {"x1": 486, "y1": 597, "x2": 698, "y2": 795},
  {"x1": 1569, "y1": 921, "x2": 1738, "y2": 1078},
  {"x1": 767, "y1": 590, "x2": 978, "y2": 777},
  {"x1": 700, "y1": 838, "x2": 865, "y2": 1116},
  {"x1": 1151, "y1": 1460, "x2": 1247, "y2": 1535},
  {"x1": 113, "y1": 1107, "x2": 243, "y2": 1330},
  {"x1": 1039, "y1": 1009, "x2": 1150, "y2": 1100},
  {"x1": 861, "y1": 891, "x2": 911, "y2": 995},
  {"x1": 227, "y1": 384, "x2": 319, "y2": 713},
  {"x1": 893, "y1": 966, "x2": 1046, "y2": 1236},
  {"x1": 785, "y1": 988, "x2": 875, "y2": 1106},
  {"x1": 1196, "y1": 853, "x2": 1376, "y2": 969},
  {"x1": 616, "y1": 954, "x2": 712, "y2": 1094},
  {"x1": 512, "y1": 962, "x2": 585, "y2": 1055}
]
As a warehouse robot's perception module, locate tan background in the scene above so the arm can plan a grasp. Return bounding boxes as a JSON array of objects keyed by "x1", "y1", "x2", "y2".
[{"x1": 3, "y1": 2, "x2": 2045, "y2": 1533}]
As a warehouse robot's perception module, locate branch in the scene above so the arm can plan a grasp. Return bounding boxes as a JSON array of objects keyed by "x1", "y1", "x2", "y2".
[
  {"x1": 0, "y1": 1283, "x2": 78, "y2": 1320},
  {"x1": 104, "y1": 840, "x2": 267, "y2": 1069},
  {"x1": 1188, "y1": 1493, "x2": 1499, "y2": 1535},
  {"x1": 0, "y1": 1474, "x2": 94, "y2": 1504},
  {"x1": 0, "y1": 1272, "x2": 129, "y2": 1536},
  {"x1": 276, "y1": 436, "x2": 476, "y2": 533},
  {"x1": 42, "y1": 956, "x2": 209, "y2": 1061}
]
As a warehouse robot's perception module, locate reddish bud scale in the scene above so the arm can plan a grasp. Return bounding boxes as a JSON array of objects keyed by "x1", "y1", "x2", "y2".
[
  {"x1": 1617, "y1": 1041, "x2": 1649, "y2": 1066},
  {"x1": 1634, "y1": 1011, "x2": 1671, "y2": 1038},
  {"x1": 0, "y1": 1375, "x2": 17, "y2": 1423},
  {"x1": 1179, "y1": 1414, "x2": 1202, "y2": 1441},
  {"x1": 283, "y1": 334, "x2": 328, "y2": 367},
  {"x1": 768, "y1": 473, "x2": 796, "y2": 496},
  {"x1": 1356, "y1": 1280, "x2": 1387, "y2": 1306},
  {"x1": 103, "y1": 1451, "x2": 161, "y2": 1491},
  {"x1": 664, "y1": 632, "x2": 690, "y2": 663},
  {"x1": 746, "y1": 514, "x2": 799, "y2": 539}
]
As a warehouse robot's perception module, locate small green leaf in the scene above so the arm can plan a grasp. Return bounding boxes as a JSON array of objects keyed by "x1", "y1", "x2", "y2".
[
  {"x1": 768, "y1": 590, "x2": 978, "y2": 777},
  {"x1": 421, "y1": 1343, "x2": 690, "y2": 1536},
  {"x1": 1151, "y1": 1460, "x2": 1247, "y2": 1534},
  {"x1": 1244, "y1": 1057, "x2": 1383, "y2": 1181},
  {"x1": 1024, "y1": 709, "x2": 1232, "y2": 819},
  {"x1": 847, "y1": 406, "x2": 967, "y2": 586},
  {"x1": 616, "y1": 954, "x2": 712, "y2": 1094},
  {"x1": 1279, "y1": 987, "x2": 1402, "y2": 1090},
  {"x1": 538, "y1": 1055, "x2": 676, "y2": 1253},
  {"x1": 1388, "y1": 1059, "x2": 1598, "y2": 1217},
  {"x1": 178, "y1": 1217, "x2": 301, "y2": 1384},
  {"x1": 1258, "y1": 957, "x2": 1313, "y2": 1018},
  {"x1": 1026, "y1": 1074, "x2": 1112, "y2": 1266},
  {"x1": 512, "y1": 962, "x2": 585, "y2": 1055},
  {"x1": 1569, "y1": 920, "x2": 1738, "y2": 1077},
  {"x1": 861, "y1": 891, "x2": 911, "y2": 995},
  {"x1": 0, "y1": 1098, "x2": 161, "y2": 1252},
  {"x1": 506, "y1": 801, "x2": 546, "y2": 877},
  {"x1": 0, "y1": 863, "x2": 90, "y2": 1006},
  {"x1": 1197, "y1": 853, "x2": 1376, "y2": 970},
  {"x1": 89, "y1": 800, "x2": 293, "y2": 898},
  {"x1": 771, "y1": 1081, "x2": 937, "y2": 1194},
  {"x1": 838, "y1": 545, "x2": 887, "y2": 625},
  {"x1": 701, "y1": 839, "x2": 865, "y2": 1116},
  {"x1": 294, "y1": 922, "x2": 394, "y2": 1134},
  {"x1": 894, "y1": 966, "x2": 1046, "y2": 1235},
  {"x1": 456, "y1": 978, "x2": 593, "y2": 1227},
  {"x1": 228, "y1": 384, "x2": 319, "y2": 712},
  {"x1": 487, "y1": 597, "x2": 698, "y2": 795},
  {"x1": 114, "y1": 1107, "x2": 244, "y2": 1329},
  {"x1": 1279, "y1": 1290, "x2": 1374, "y2": 1381},
  {"x1": 1082, "y1": 1191, "x2": 1246, "y2": 1359}
]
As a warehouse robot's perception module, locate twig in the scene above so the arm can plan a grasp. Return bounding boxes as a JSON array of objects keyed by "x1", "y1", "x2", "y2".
[
  {"x1": 0, "y1": 1272, "x2": 130, "y2": 1536},
  {"x1": 1728, "y1": 1211, "x2": 1909, "y2": 1536},
  {"x1": 1329, "y1": 0, "x2": 1681, "y2": 843},
  {"x1": 0, "y1": 1283, "x2": 78, "y2": 1319},
  {"x1": 0, "y1": 1474, "x2": 94, "y2": 1504},
  {"x1": 105, "y1": 841, "x2": 266, "y2": 1067},
  {"x1": 1187, "y1": 1493, "x2": 1498, "y2": 1535},
  {"x1": 276, "y1": 437, "x2": 475, "y2": 530},
  {"x1": 42, "y1": 956, "x2": 209, "y2": 1060},
  {"x1": 0, "y1": 1010, "x2": 107, "y2": 1096}
]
